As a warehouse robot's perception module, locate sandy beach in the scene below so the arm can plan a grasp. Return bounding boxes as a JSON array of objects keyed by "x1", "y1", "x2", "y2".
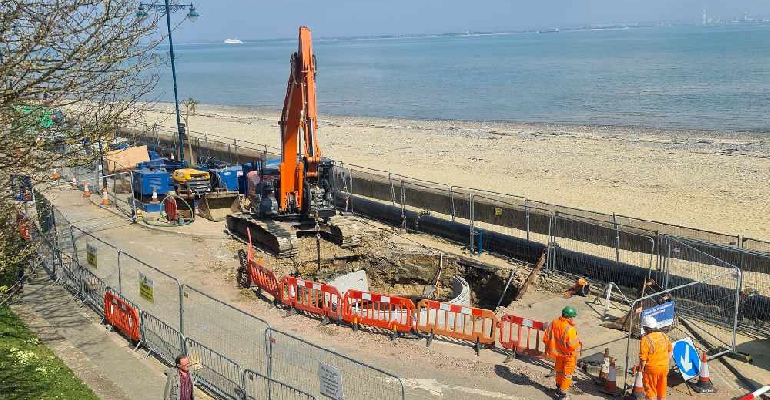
[{"x1": 139, "y1": 103, "x2": 770, "y2": 241}]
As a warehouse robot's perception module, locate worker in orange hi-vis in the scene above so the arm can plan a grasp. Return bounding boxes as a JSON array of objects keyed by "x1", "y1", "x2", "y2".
[
  {"x1": 543, "y1": 306, "x2": 583, "y2": 399},
  {"x1": 639, "y1": 315, "x2": 673, "y2": 400}
]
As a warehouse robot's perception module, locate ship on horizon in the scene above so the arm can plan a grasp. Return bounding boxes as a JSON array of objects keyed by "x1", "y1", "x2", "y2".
[{"x1": 224, "y1": 38, "x2": 243, "y2": 44}]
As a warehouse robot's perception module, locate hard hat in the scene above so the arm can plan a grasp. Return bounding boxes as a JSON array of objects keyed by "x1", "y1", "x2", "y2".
[
  {"x1": 562, "y1": 306, "x2": 577, "y2": 318},
  {"x1": 642, "y1": 315, "x2": 657, "y2": 330}
]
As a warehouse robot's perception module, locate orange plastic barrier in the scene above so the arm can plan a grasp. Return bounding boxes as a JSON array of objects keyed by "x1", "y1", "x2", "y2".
[
  {"x1": 342, "y1": 290, "x2": 415, "y2": 336},
  {"x1": 498, "y1": 314, "x2": 546, "y2": 357},
  {"x1": 104, "y1": 291, "x2": 141, "y2": 342},
  {"x1": 244, "y1": 228, "x2": 281, "y2": 301},
  {"x1": 16, "y1": 211, "x2": 30, "y2": 241},
  {"x1": 280, "y1": 276, "x2": 342, "y2": 321},
  {"x1": 415, "y1": 300, "x2": 498, "y2": 351},
  {"x1": 247, "y1": 256, "x2": 281, "y2": 302}
]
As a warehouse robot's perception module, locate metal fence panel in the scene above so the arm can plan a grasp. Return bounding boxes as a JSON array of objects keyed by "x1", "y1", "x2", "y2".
[
  {"x1": 185, "y1": 338, "x2": 243, "y2": 400},
  {"x1": 266, "y1": 329, "x2": 405, "y2": 400},
  {"x1": 140, "y1": 311, "x2": 185, "y2": 366},
  {"x1": 71, "y1": 226, "x2": 120, "y2": 293},
  {"x1": 551, "y1": 214, "x2": 620, "y2": 280},
  {"x1": 243, "y1": 369, "x2": 317, "y2": 400},
  {"x1": 78, "y1": 263, "x2": 109, "y2": 317},
  {"x1": 622, "y1": 238, "x2": 741, "y2": 390},
  {"x1": 105, "y1": 171, "x2": 135, "y2": 219},
  {"x1": 660, "y1": 236, "x2": 740, "y2": 337},
  {"x1": 743, "y1": 238, "x2": 770, "y2": 253},
  {"x1": 52, "y1": 208, "x2": 75, "y2": 260},
  {"x1": 181, "y1": 285, "x2": 269, "y2": 374},
  {"x1": 119, "y1": 252, "x2": 182, "y2": 330},
  {"x1": 736, "y1": 249, "x2": 770, "y2": 336},
  {"x1": 616, "y1": 214, "x2": 740, "y2": 247}
]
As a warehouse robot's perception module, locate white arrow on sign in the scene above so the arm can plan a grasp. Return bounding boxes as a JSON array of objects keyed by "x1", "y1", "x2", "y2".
[{"x1": 680, "y1": 347, "x2": 692, "y2": 372}]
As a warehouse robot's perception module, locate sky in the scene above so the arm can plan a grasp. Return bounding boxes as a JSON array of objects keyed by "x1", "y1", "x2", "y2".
[{"x1": 167, "y1": 0, "x2": 770, "y2": 42}]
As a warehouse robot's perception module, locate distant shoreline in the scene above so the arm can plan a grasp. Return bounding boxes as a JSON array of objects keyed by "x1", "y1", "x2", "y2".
[{"x1": 145, "y1": 102, "x2": 770, "y2": 140}]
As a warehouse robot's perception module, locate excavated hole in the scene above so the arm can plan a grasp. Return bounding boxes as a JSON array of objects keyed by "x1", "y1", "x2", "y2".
[{"x1": 278, "y1": 236, "x2": 520, "y2": 309}]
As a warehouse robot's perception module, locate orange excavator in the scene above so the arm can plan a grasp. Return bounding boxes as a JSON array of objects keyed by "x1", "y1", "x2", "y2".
[{"x1": 226, "y1": 26, "x2": 362, "y2": 257}]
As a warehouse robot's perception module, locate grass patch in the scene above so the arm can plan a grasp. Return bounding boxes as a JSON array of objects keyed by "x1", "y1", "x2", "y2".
[{"x1": 0, "y1": 306, "x2": 98, "y2": 400}]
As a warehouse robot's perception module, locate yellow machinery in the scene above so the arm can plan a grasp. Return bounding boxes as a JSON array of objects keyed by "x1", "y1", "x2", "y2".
[{"x1": 171, "y1": 168, "x2": 211, "y2": 197}]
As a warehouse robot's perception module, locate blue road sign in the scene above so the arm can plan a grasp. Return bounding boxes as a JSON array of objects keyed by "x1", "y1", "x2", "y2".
[
  {"x1": 672, "y1": 338, "x2": 700, "y2": 380},
  {"x1": 640, "y1": 301, "x2": 675, "y2": 334}
]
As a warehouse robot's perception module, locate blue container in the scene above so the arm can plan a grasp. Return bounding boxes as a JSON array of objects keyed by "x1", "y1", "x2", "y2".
[
  {"x1": 147, "y1": 149, "x2": 162, "y2": 160},
  {"x1": 132, "y1": 168, "x2": 172, "y2": 197},
  {"x1": 209, "y1": 165, "x2": 242, "y2": 192}
]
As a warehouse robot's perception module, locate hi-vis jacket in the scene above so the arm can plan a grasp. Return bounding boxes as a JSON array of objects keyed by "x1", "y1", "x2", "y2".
[
  {"x1": 639, "y1": 331, "x2": 672, "y2": 371},
  {"x1": 543, "y1": 316, "x2": 581, "y2": 357}
]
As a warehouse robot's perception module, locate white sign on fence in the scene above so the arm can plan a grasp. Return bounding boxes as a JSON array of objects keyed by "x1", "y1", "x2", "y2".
[
  {"x1": 86, "y1": 243, "x2": 98, "y2": 268},
  {"x1": 139, "y1": 272, "x2": 154, "y2": 303},
  {"x1": 318, "y1": 362, "x2": 344, "y2": 400}
]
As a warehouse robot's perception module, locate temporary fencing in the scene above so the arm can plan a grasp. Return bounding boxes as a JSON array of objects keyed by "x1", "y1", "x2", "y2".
[
  {"x1": 71, "y1": 225, "x2": 121, "y2": 296},
  {"x1": 242, "y1": 369, "x2": 317, "y2": 400},
  {"x1": 118, "y1": 252, "x2": 182, "y2": 330},
  {"x1": 497, "y1": 314, "x2": 547, "y2": 358},
  {"x1": 24, "y1": 198, "x2": 409, "y2": 400},
  {"x1": 140, "y1": 310, "x2": 185, "y2": 366},
  {"x1": 103, "y1": 170, "x2": 136, "y2": 220},
  {"x1": 659, "y1": 236, "x2": 741, "y2": 332},
  {"x1": 266, "y1": 328, "x2": 405, "y2": 400},
  {"x1": 415, "y1": 299, "x2": 497, "y2": 353},
  {"x1": 181, "y1": 285, "x2": 270, "y2": 374},
  {"x1": 280, "y1": 276, "x2": 342, "y2": 322},
  {"x1": 186, "y1": 338, "x2": 244, "y2": 400},
  {"x1": 104, "y1": 290, "x2": 141, "y2": 342},
  {"x1": 621, "y1": 235, "x2": 742, "y2": 390},
  {"x1": 342, "y1": 290, "x2": 415, "y2": 336},
  {"x1": 550, "y1": 213, "x2": 658, "y2": 290}
]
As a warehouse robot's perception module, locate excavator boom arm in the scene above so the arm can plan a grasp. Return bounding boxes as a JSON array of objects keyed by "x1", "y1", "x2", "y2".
[{"x1": 278, "y1": 26, "x2": 322, "y2": 212}]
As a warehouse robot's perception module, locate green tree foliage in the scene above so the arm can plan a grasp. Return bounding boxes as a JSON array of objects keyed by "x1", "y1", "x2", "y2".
[{"x1": 0, "y1": 0, "x2": 164, "y2": 276}]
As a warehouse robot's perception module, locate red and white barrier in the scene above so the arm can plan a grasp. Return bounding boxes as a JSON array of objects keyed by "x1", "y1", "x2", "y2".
[
  {"x1": 280, "y1": 276, "x2": 342, "y2": 321},
  {"x1": 738, "y1": 385, "x2": 770, "y2": 400},
  {"x1": 342, "y1": 290, "x2": 415, "y2": 337},
  {"x1": 498, "y1": 314, "x2": 546, "y2": 357},
  {"x1": 415, "y1": 299, "x2": 497, "y2": 353}
]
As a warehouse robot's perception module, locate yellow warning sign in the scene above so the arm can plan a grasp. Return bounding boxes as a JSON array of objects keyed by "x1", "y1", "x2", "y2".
[
  {"x1": 86, "y1": 243, "x2": 98, "y2": 268},
  {"x1": 139, "y1": 272, "x2": 154, "y2": 303},
  {"x1": 494, "y1": 207, "x2": 503, "y2": 216}
]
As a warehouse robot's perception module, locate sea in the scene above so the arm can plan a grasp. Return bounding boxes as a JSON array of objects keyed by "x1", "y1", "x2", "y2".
[{"x1": 156, "y1": 24, "x2": 770, "y2": 132}]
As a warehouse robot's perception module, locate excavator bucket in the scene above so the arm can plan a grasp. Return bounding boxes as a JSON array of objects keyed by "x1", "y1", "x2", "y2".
[{"x1": 198, "y1": 191, "x2": 241, "y2": 222}]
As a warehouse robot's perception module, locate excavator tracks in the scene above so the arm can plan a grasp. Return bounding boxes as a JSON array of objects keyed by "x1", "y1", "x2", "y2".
[
  {"x1": 226, "y1": 213, "x2": 299, "y2": 258},
  {"x1": 326, "y1": 214, "x2": 370, "y2": 248}
]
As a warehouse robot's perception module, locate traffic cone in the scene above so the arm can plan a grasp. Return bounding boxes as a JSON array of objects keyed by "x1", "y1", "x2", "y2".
[
  {"x1": 83, "y1": 181, "x2": 91, "y2": 197},
  {"x1": 150, "y1": 188, "x2": 159, "y2": 204},
  {"x1": 595, "y1": 348, "x2": 610, "y2": 385},
  {"x1": 51, "y1": 168, "x2": 60, "y2": 180},
  {"x1": 101, "y1": 187, "x2": 110, "y2": 205},
  {"x1": 630, "y1": 365, "x2": 644, "y2": 399},
  {"x1": 601, "y1": 357, "x2": 618, "y2": 395},
  {"x1": 71, "y1": 177, "x2": 78, "y2": 189},
  {"x1": 692, "y1": 352, "x2": 715, "y2": 393}
]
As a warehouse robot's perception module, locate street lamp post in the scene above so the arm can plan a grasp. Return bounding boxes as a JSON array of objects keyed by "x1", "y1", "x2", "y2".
[{"x1": 137, "y1": 1, "x2": 199, "y2": 163}]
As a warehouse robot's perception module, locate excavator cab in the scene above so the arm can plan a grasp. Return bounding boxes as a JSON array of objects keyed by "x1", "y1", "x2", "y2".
[
  {"x1": 246, "y1": 162, "x2": 281, "y2": 218},
  {"x1": 304, "y1": 157, "x2": 335, "y2": 219}
]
